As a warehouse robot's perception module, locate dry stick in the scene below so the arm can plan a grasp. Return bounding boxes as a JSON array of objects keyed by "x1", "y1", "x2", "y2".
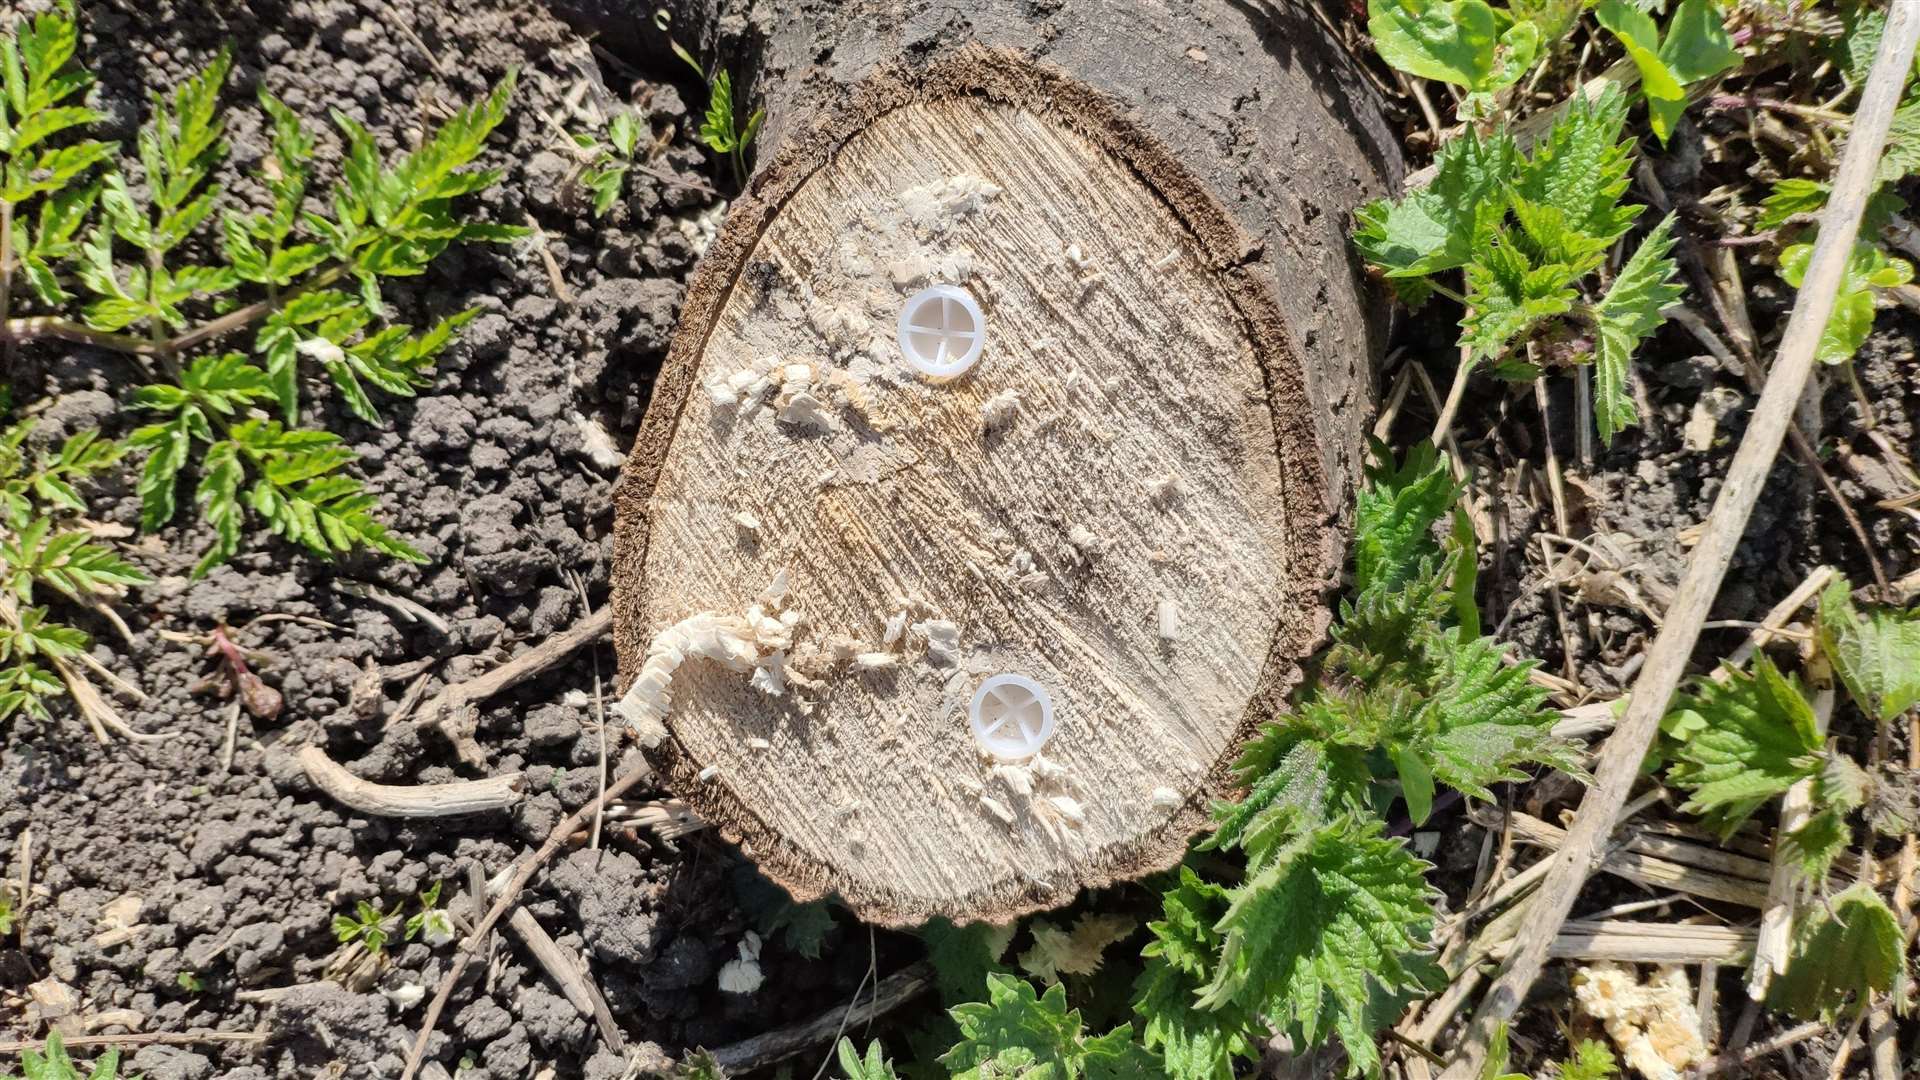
[
  {"x1": 1685, "y1": 1020, "x2": 1829, "y2": 1078},
  {"x1": 399, "y1": 762, "x2": 652, "y2": 1080},
  {"x1": 1641, "y1": 167, "x2": 1891, "y2": 595},
  {"x1": 0, "y1": 1031, "x2": 269, "y2": 1054},
  {"x1": 13, "y1": 826, "x2": 30, "y2": 950},
  {"x1": 708, "y1": 961, "x2": 935, "y2": 1074},
  {"x1": 505, "y1": 906, "x2": 626, "y2": 1052},
  {"x1": 419, "y1": 605, "x2": 614, "y2": 766},
  {"x1": 1437, "y1": 15, "x2": 1920, "y2": 1074},
  {"x1": 298, "y1": 745, "x2": 525, "y2": 817}
]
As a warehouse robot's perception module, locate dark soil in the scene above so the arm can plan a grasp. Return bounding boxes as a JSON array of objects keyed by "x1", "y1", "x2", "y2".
[
  {"x1": 3, "y1": 1, "x2": 1917, "y2": 1078},
  {"x1": 0, "y1": 1, "x2": 894, "y2": 1076}
]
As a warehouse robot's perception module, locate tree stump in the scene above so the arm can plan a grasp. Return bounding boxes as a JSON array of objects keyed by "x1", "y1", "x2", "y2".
[{"x1": 608, "y1": 2, "x2": 1402, "y2": 926}]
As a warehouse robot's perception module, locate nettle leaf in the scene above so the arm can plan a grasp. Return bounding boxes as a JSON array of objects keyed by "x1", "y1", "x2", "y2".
[
  {"x1": 1207, "y1": 716, "x2": 1377, "y2": 853},
  {"x1": 940, "y1": 973, "x2": 1145, "y2": 1080},
  {"x1": 1817, "y1": 574, "x2": 1920, "y2": 724},
  {"x1": 835, "y1": 1039, "x2": 901, "y2": 1080},
  {"x1": 1781, "y1": 753, "x2": 1867, "y2": 883},
  {"x1": 1589, "y1": 214, "x2": 1682, "y2": 444},
  {"x1": 1355, "y1": 127, "x2": 1515, "y2": 280},
  {"x1": 1875, "y1": 95, "x2": 1920, "y2": 186},
  {"x1": 1461, "y1": 237, "x2": 1578, "y2": 359},
  {"x1": 1133, "y1": 869, "x2": 1254, "y2": 1080},
  {"x1": 1665, "y1": 655, "x2": 1823, "y2": 836},
  {"x1": 1418, "y1": 627, "x2": 1575, "y2": 801},
  {"x1": 1510, "y1": 85, "x2": 1639, "y2": 253},
  {"x1": 1352, "y1": 439, "x2": 1456, "y2": 596},
  {"x1": 1767, "y1": 883, "x2": 1906, "y2": 1020},
  {"x1": 1757, "y1": 178, "x2": 1828, "y2": 232},
  {"x1": 1199, "y1": 817, "x2": 1435, "y2": 1078},
  {"x1": 1779, "y1": 241, "x2": 1913, "y2": 365},
  {"x1": 922, "y1": 917, "x2": 1017, "y2": 1007}
]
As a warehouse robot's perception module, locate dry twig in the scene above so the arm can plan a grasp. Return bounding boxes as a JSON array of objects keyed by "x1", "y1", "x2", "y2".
[
  {"x1": 298, "y1": 745, "x2": 525, "y2": 817},
  {"x1": 399, "y1": 762, "x2": 652, "y2": 1080},
  {"x1": 1439, "y1": 15, "x2": 1920, "y2": 1074},
  {"x1": 420, "y1": 606, "x2": 614, "y2": 766}
]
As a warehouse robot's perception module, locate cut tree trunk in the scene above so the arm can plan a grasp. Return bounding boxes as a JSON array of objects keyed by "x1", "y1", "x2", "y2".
[{"x1": 599, "y1": 0, "x2": 1402, "y2": 926}]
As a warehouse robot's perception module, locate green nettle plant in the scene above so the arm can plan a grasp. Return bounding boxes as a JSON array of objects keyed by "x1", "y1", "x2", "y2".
[
  {"x1": 1354, "y1": 86, "x2": 1683, "y2": 444},
  {"x1": 0, "y1": 3, "x2": 525, "y2": 730},
  {"x1": 1658, "y1": 575, "x2": 1920, "y2": 1020},
  {"x1": 1, "y1": 1031, "x2": 134, "y2": 1080}
]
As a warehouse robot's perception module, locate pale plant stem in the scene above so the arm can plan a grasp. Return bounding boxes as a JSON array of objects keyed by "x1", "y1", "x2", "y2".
[
  {"x1": 1429, "y1": 349, "x2": 1474, "y2": 444},
  {"x1": 0, "y1": 199, "x2": 15, "y2": 370}
]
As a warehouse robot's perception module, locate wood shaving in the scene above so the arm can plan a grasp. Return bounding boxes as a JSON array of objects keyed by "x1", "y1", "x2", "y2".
[
  {"x1": 981, "y1": 388, "x2": 1021, "y2": 429},
  {"x1": 979, "y1": 795, "x2": 1015, "y2": 825},
  {"x1": 1572, "y1": 962, "x2": 1708, "y2": 1080}
]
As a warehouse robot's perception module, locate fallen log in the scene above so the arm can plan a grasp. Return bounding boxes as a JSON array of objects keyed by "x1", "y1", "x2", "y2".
[{"x1": 601, "y1": 0, "x2": 1402, "y2": 924}]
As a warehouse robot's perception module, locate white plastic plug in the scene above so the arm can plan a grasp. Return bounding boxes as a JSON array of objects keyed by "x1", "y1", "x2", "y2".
[
  {"x1": 968, "y1": 673, "x2": 1055, "y2": 761},
  {"x1": 897, "y1": 284, "x2": 985, "y2": 377}
]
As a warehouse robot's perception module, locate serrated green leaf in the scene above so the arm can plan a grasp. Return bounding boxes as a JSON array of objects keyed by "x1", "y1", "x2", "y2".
[
  {"x1": 1665, "y1": 655, "x2": 1823, "y2": 835},
  {"x1": 1510, "y1": 85, "x2": 1640, "y2": 254},
  {"x1": 1133, "y1": 869, "x2": 1253, "y2": 1080},
  {"x1": 921, "y1": 917, "x2": 1016, "y2": 1007},
  {"x1": 1461, "y1": 238, "x2": 1579, "y2": 360},
  {"x1": 1355, "y1": 126, "x2": 1515, "y2": 278},
  {"x1": 193, "y1": 439, "x2": 244, "y2": 577},
  {"x1": 1198, "y1": 817, "x2": 1435, "y2": 1077},
  {"x1": 1590, "y1": 214, "x2": 1682, "y2": 443},
  {"x1": 835, "y1": 1038, "x2": 901, "y2": 1080},
  {"x1": 1767, "y1": 884, "x2": 1905, "y2": 1020},
  {"x1": 700, "y1": 69, "x2": 738, "y2": 153},
  {"x1": 940, "y1": 973, "x2": 1140, "y2": 1080},
  {"x1": 1817, "y1": 574, "x2": 1920, "y2": 724},
  {"x1": 1418, "y1": 628, "x2": 1575, "y2": 800},
  {"x1": 1758, "y1": 178, "x2": 1828, "y2": 231},
  {"x1": 1353, "y1": 439, "x2": 1456, "y2": 596}
]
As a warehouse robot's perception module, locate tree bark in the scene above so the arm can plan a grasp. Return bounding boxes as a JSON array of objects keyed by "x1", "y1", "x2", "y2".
[{"x1": 596, "y1": 0, "x2": 1404, "y2": 923}]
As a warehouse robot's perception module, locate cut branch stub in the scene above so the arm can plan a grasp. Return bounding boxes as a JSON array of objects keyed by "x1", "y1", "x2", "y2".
[{"x1": 612, "y1": 46, "x2": 1394, "y2": 925}]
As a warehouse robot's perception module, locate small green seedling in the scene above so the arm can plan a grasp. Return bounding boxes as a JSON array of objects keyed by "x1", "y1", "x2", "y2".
[
  {"x1": 175, "y1": 971, "x2": 203, "y2": 993},
  {"x1": 1354, "y1": 86, "x2": 1683, "y2": 444},
  {"x1": 2, "y1": 1030, "x2": 133, "y2": 1080},
  {"x1": 404, "y1": 880, "x2": 455, "y2": 947},
  {"x1": 332, "y1": 899, "x2": 395, "y2": 954},
  {"x1": 654, "y1": 8, "x2": 763, "y2": 185},
  {"x1": 576, "y1": 110, "x2": 641, "y2": 217}
]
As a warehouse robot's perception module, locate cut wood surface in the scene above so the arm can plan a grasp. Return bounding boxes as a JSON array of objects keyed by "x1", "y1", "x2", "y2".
[{"x1": 611, "y1": 12, "x2": 1399, "y2": 924}]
